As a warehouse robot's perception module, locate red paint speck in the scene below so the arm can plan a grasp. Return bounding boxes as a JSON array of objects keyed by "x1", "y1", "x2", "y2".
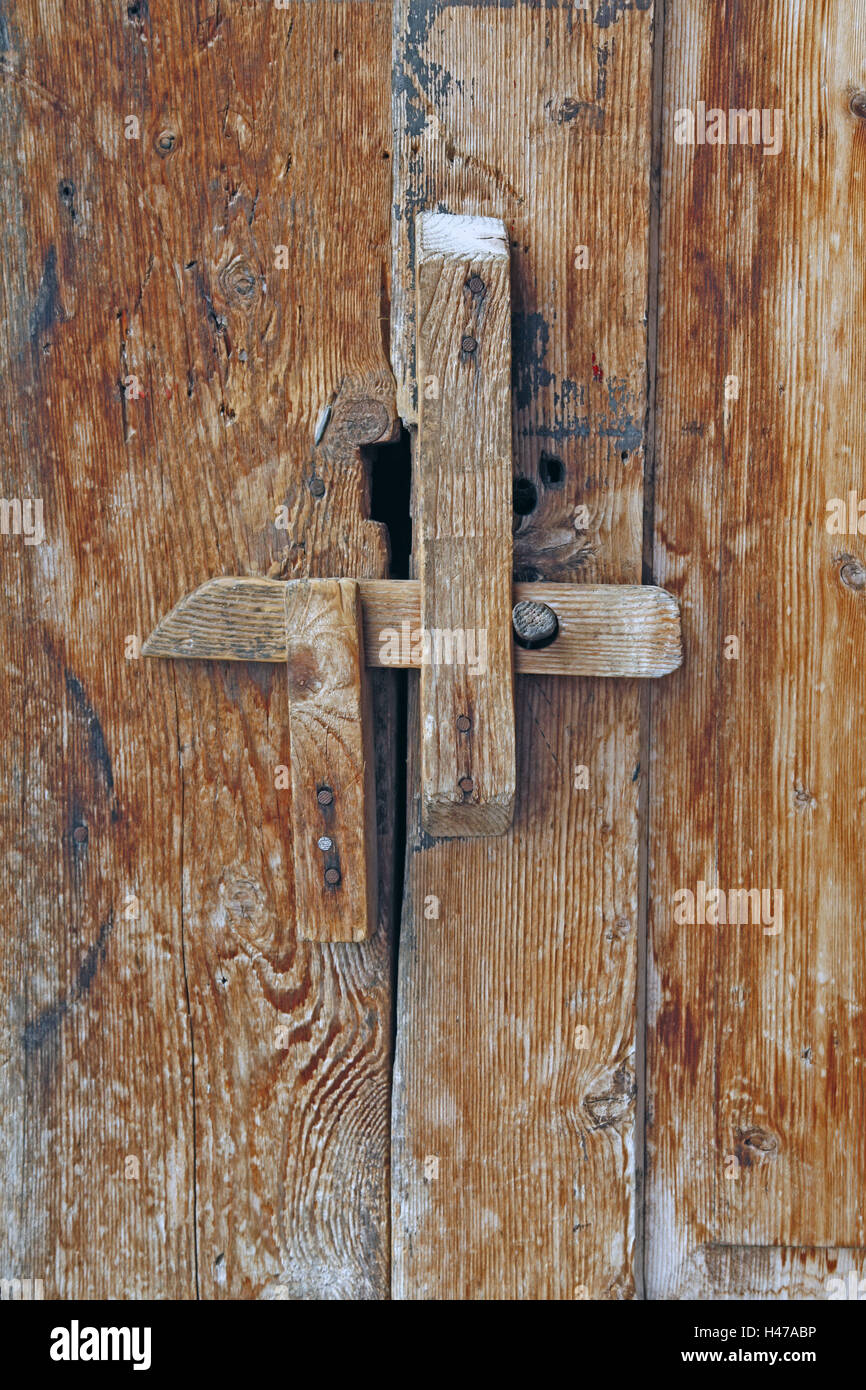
[{"x1": 591, "y1": 352, "x2": 603, "y2": 382}]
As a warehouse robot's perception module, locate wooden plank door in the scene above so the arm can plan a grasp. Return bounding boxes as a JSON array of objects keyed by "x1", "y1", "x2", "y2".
[
  {"x1": 0, "y1": 0, "x2": 397, "y2": 1300},
  {"x1": 3, "y1": 0, "x2": 865, "y2": 1305}
]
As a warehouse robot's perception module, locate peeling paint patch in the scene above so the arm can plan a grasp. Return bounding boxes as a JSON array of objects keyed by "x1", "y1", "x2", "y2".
[
  {"x1": 65, "y1": 671, "x2": 116, "y2": 802},
  {"x1": 28, "y1": 245, "x2": 65, "y2": 344},
  {"x1": 597, "y1": 376, "x2": 643, "y2": 452},
  {"x1": 22, "y1": 914, "x2": 115, "y2": 1055},
  {"x1": 0, "y1": 1, "x2": 14, "y2": 55},
  {"x1": 512, "y1": 311, "x2": 553, "y2": 410},
  {"x1": 594, "y1": 0, "x2": 652, "y2": 30}
]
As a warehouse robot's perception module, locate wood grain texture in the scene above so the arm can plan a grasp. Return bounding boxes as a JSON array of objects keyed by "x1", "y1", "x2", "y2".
[
  {"x1": 284, "y1": 580, "x2": 377, "y2": 943},
  {"x1": 646, "y1": 0, "x2": 866, "y2": 1297},
  {"x1": 415, "y1": 211, "x2": 515, "y2": 836},
  {"x1": 0, "y1": 0, "x2": 396, "y2": 1299},
  {"x1": 144, "y1": 577, "x2": 682, "y2": 677},
  {"x1": 391, "y1": 0, "x2": 654, "y2": 1298}
]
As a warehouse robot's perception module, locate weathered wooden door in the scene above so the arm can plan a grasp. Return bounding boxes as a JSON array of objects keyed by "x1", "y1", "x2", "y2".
[{"x1": 2, "y1": 0, "x2": 864, "y2": 1304}]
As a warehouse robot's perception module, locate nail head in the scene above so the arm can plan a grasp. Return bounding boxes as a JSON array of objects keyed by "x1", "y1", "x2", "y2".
[
  {"x1": 461, "y1": 335, "x2": 477, "y2": 355},
  {"x1": 456, "y1": 714, "x2": 472, "y2": 733},
  {"x1": 317, "y1": 786, "x2": 334, "y2": 806},
  {"x1": 458, "y1": 777, "x2": 474, "y2": 795},
  {"x1": 309, "y1": 477, "x2": 325, "y2": 498},
  {"x1": 512, "y1": 599, "x2": 560, "y2": 650},
  {"x1": 324, "y1": 866, "x2": 341, "y2": 886},
  {"x1": 317, "y1": 836, "x2": 333, "y2": 852}
]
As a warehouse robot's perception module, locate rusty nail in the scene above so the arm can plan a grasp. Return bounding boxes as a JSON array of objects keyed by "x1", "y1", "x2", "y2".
[
  {"x1": 317, "y1": 786, "x2": 334, "y2": 807},
  {"x1": 155, "y1": 129, "x2": 177, "y2": 155},
  {"x1": 468, "y1": 275, "x2": 485, "y2": 295},
  {"x1": 309, "y1": 477, "x2": 325, "y2": 498},
  {"x1": 324, "y1": 866, "x2": 341, "y2": 886},
  {"x1": 456, "y1": 714, "x2": 472, "y2": 733},
  {"x1": 458, "y1": 777, "x2": 474, "y2": 794},
  {"x1": 850, "y1": 91, "x2": 866, "y2": 120},
  {"x1": 72, "y1": 825, "x2": 88, "y2": 843},
  {"x1": 314, "y1": 403, "x2": 332, "y2": 445},
  {"x1": 461, "y1": 335, "x2": 477, "y2": 355}
]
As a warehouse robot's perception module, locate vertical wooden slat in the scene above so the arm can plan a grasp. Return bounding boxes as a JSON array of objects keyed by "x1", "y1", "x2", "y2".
[
  {"x1": 391, "y1": 0, "x2": 654, "y2": 1299},
  {"x1": 155, "y1": 0, "x2": 398, "y2": 1303},
  {"x1": 415, "y1": 212, "x2": 515, "y2": 837},
  {"x1": 0, "y1": 0, "x2": 196, "y2": 1300},
  {"x1": 647, "y1": 0, "x2": 866, "y2": 1296},
  {"x1": 0, "y1": 0, "x2": 396, "y2": 1298},
  {"x1": 285, "y1": 579, "x2": 378, "y2": 944}
]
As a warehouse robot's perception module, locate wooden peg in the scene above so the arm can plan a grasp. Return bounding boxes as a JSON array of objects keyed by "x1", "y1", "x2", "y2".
[
  {"x1": 415, "y1": 212, "x2": 516, "y2": 837},
  {"x1": 283, "y1": 579, "x2": 377, "y2": 943}
]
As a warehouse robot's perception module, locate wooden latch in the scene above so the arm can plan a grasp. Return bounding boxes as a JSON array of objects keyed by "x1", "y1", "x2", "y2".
[{"x1": 144, "y1": 213, "x2": 682, "y2": 943}]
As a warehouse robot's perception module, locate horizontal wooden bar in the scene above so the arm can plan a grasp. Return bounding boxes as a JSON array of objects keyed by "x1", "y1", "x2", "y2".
[{"x1": 143, "y1": 577, "x2": 682, "y2": 679}]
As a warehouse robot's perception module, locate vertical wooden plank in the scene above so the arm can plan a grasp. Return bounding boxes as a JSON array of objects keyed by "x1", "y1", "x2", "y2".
[
  {"x1": 0, "y1": 0, "x2": 196, "y2": 1300},
  {"x1": 149, "y1": 0, "x2": 398, "y2": 1303},
  {"x1": 647, "y1": 0, "x2": 866, "y2": 1296},
  {"x1": 391, "y1": 0, "x2": 654, "y2": 1298},
  {"x1": 415, "y1": 212, "x2": 515, "y2": 836},
  {"x1": 0, "y1": 0, "x2": 396, "y2": 1298},
  {"x1": 284, "y1": 579, "x2": 377, "y2": 944}
]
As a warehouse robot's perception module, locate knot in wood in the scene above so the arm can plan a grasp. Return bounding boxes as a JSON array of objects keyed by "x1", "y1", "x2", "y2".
[
  {"x1": 154, "y1": 128, "x2": 178, "y2": 156},
  {"x1": 735, "y1": 1125, "x2": 780, "y2": 1168},
  {"x1": 287, "y1": 652, "x2": 322, "y2": 698},
  {"x1": 850, "y1": 90, "x2": 866, "y2": 120},
  {"x1": 840, "y1": 556, "x2": 866, "y2": 591},
  {"x1": 220, "y1": 254, "x2": 258, "y2": 305}
]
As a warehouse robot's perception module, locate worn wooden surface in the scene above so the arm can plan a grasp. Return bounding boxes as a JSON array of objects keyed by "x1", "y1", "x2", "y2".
[
  {"x1": 391, "y1": 0, "x2": 654, "y2": 1298},
  {"x1": 284, "y1": 580, "x2": 377, "y2": 944},
  {"x1": 5, "y1": 0, "x2": 860, "y2": 1304},
  {"x1": 415, "y1": 212, "x2": 515, "y2": 836},
  {"x1": 0, "y1": 0, "x2": 396, "y2": 1299},
  {"x1": 646, "y1": 0, "x2": 866, "y2": 1297},
  {"x1": 144, "y1": 576, "x2": 682, "y2": 677}
]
